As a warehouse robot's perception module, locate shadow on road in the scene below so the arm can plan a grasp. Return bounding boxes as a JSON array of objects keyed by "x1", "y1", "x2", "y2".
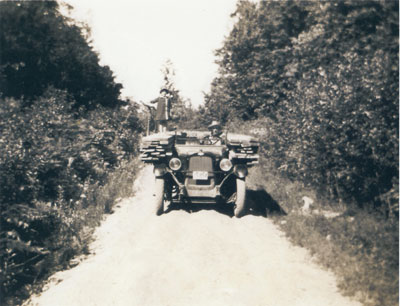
[
  {"x1": 164, "y1": 188, "x2": 286, "y2": 218},
  {"x1": 165, "y1": 202, "x2": 235, "y2": 217},
  {"x1": 246, "y1": 188, "x2": 287, "y2": 217}
]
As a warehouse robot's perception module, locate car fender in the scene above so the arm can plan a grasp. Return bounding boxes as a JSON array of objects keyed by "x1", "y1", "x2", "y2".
[
  {"x1": 234, "y1": 164, "x2": 248, "y2": 178},
  {"x1": 153, "y1": 164, "x2": 167, "y2": 178}
]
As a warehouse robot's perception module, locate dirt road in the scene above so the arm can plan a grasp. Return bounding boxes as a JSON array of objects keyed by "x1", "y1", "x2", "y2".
[{"x1": 27, "y1": 166, "x2": 361, "y2": 306}]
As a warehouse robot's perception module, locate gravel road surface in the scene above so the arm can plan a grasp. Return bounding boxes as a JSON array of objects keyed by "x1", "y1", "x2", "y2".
[{"x1": 27, "y1": 166, "x2": 361, "y2": 306}]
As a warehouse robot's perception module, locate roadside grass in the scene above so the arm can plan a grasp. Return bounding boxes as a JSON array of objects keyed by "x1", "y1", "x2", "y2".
[
  {"x1": 84, "y1": 158, "x2": 143, "y2": 215},
  {"x1": 7, "y1": 158, "x2": 142, "y2": 306},
  {"x1": 247, "y1": 160, "x2": 399, "y2": 306},
  {"x1": 276, "y1": 212, "x2": 399, "y2": 306}
]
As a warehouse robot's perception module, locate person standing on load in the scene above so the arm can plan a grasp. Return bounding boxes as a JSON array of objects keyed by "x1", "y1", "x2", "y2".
[{"x1": 150, "y1": 88, "x2": 172, "y2": 133}]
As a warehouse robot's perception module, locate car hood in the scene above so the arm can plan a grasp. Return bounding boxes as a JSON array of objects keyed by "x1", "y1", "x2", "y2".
[{"x1": 175, "y1": 145, "x2": 226, "y2": 157}]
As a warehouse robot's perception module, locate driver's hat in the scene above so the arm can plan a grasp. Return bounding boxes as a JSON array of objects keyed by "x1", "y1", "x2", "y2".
[
  {"x1": 208, "y1": 120, "x2": 221, "y2": 130},
  {"x1": 160, "y1": 88, "x2": 170, "y2": 94}
]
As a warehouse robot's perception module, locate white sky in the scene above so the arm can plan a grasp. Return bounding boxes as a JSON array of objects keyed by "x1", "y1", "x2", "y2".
[{"x1": 62, "y1": 0, "x2": 238, "y2": 108}]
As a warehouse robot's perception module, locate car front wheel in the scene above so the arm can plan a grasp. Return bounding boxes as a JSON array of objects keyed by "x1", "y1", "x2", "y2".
[
  {"x1": 234, "y1": 178, "x2": 246, "y2": 218},
  {"x1": 154, "y1": 178, "x2": 165, "y2": 216}
]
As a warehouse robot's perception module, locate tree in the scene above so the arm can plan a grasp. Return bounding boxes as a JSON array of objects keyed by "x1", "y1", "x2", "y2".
[
  {"x1": 205, "y1": 0, "x2": 309, "y2": 122},
  {"x1": 205, "y1": 0, "x2": 398, "y2": 208},
  {"x1": 0, "y1": 1, "x2": 123, "y2": 110},
  {"x1": 0, "y1": 3, "x2": 144, "y2": 300},
  {"x1": 286, "y1": 0, "x2": 399, "y2": 204}
]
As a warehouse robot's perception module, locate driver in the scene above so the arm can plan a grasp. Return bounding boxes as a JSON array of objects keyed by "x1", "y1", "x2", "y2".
[{"x1": 206, "y1": 121, "x2": 223, "y2": 145}]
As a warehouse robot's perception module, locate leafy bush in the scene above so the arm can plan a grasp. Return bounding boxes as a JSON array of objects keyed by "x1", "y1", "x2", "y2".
[
  {"x1": 205, "y1": 0, "x2": 399, "y2": 210},
  {"x1": 0, "y1": 89, "x2": 143, "y2": 303},
  {"x1": 0, "y1": 2, "x2": 145, "y2": 303}
]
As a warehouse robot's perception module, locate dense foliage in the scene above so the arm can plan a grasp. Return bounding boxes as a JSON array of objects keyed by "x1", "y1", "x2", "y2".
[
  {"x1": 0, "y1": 2, "x2": 143, "y2": 303},
  {"x1": 0, "y1": 90, "x2": 142, "y2": 300},
  {"x1": 0, "y1": 1, "x2": 124, "y2": 110},
  {"x1": 205, "y1": 0, "x2": 398, "y2": 210}
]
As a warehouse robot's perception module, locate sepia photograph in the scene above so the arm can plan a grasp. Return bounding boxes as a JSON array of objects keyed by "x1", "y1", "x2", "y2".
[{"x1": 0, "y1": 1, "x2": 398, "y2": 305}]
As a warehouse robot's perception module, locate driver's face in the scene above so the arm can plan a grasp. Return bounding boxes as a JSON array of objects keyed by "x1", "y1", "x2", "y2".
[{"x1": 212, "y1": 128, "x2": 220, "y2": 136}]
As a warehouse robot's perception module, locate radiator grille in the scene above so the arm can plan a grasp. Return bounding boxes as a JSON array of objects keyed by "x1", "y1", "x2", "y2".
[{"x1": 188, "y1": 156, "x2": 213, "y2": 172}]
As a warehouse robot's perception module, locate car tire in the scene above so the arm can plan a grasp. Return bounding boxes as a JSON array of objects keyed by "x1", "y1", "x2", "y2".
[
  {"x1": 234, "y1": 178, "x2": 246, "y2": 218},
  {"x1": 154, "y1": 178, "x2": 165, "y2": 216}
]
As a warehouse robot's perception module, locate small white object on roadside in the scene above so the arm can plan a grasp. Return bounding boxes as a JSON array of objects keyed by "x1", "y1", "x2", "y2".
[{"x1": 301, "y1": 196, "x2": 314, "y2": 213}]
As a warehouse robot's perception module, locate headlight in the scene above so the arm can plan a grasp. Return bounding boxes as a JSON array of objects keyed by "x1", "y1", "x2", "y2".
[
  {"x1": 219, "y1": 158, "x2": 233, "y2": 172},
  {"x1": 169, "y1": 157, "x2": 182, "y2": 171}
]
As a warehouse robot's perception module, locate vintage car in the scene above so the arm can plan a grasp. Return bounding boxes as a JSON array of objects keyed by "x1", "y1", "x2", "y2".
[{"x1": 139, "y1": 130, "x2": 259, "y2": 217}]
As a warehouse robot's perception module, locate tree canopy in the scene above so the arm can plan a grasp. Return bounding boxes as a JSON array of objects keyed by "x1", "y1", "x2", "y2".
[
  {"x1": 205, "y1": 0, "x2": 398, "y2": 207},
  {"x1": 0, "y1": 1, "x2": 124, "y2": 110},
  {"x1": 0, "y1": 2, "x2": 142, "y2": 301}
]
